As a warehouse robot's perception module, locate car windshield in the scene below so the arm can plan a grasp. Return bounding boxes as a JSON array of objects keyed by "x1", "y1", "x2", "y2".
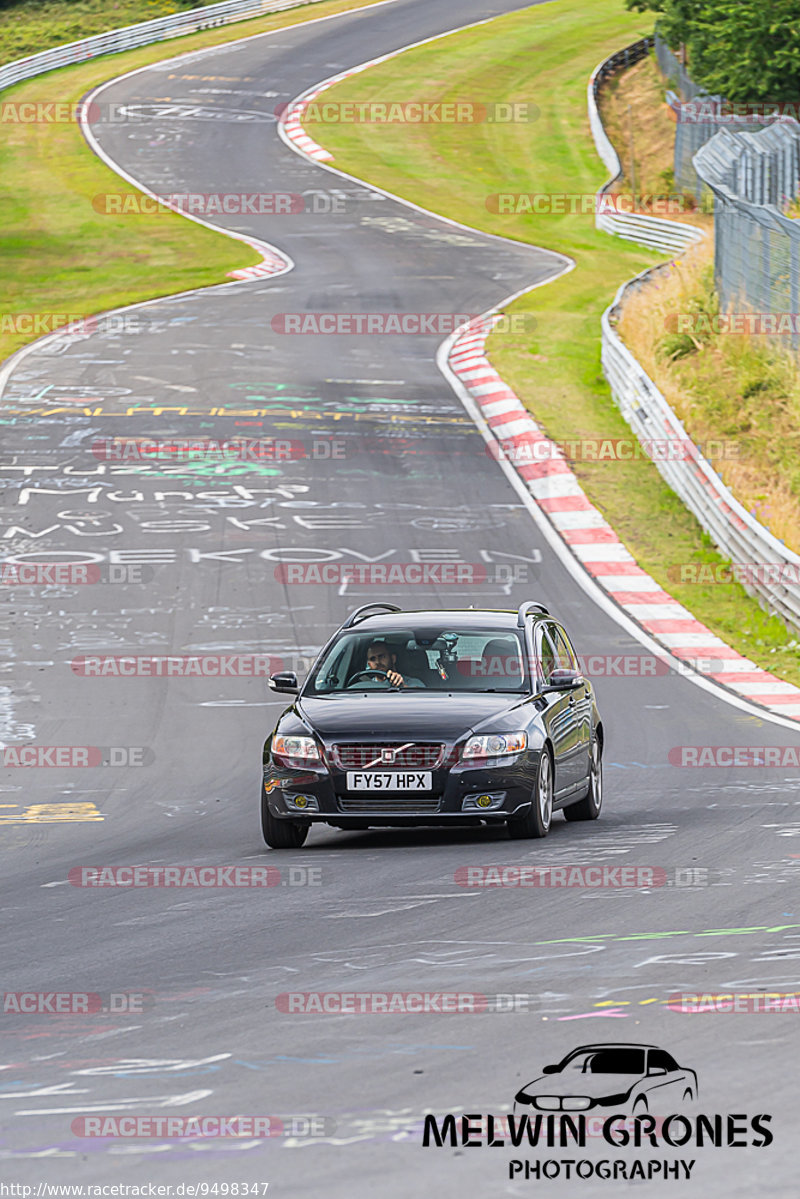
[
  {"x1": 305, "y1": 627, "x2": 529, "y2": 694},
  {"x1": 561, "y1": 1049, "x2": 646, "y2": 1075}
]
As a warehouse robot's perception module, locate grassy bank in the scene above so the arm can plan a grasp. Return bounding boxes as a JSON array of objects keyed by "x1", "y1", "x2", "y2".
[
  {"x1": 620, "y1": 242, "x2": 800, "y2": 555},
  {"x1": 597, "y1": 50, "x2": 713, "y2": 229},
  {"x1": 596, "y1": 50, "x2": 800, "y2": 558},
  {"x1": 0, "y1": 0, "x2": 381, "y2": 366},
  {"x1": 0, "y1": 0, "x2": 304, "y2": 64},
  {"x1": 302, "y1": 0, "x2": 800, "y2": 685}
]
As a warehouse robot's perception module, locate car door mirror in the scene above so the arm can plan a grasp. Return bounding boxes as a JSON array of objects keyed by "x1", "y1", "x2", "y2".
[
  {"x1": 269, "y1": 671, "x2": 299, "y2": 694},
  {"x1": 542, "y1": 1064, "x2": 559, "y2": 1074},
  {"x1": 647, "y1": 1066, "x2": 667, "y2": 1076},
  {"x1": 541, "y1": 668, "x2": 584, "y2": 693}
]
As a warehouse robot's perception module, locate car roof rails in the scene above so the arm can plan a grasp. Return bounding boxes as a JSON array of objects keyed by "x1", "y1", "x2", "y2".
[
  {"x1": 342, "y1": 602, "x2": 403, "y2": 629},
  {"x1": 517, "y1": 601, "x2": 550, "y2": 627}
]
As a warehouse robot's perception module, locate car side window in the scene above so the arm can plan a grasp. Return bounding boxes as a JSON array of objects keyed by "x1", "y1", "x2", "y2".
[
  {"x1": 550, "y1": 625, "x2": 578, "y2": 671},
  {"x1": 535, "y1": 625, "x2": 557, "y2": 685},
  {"x1": 648, "y1": 1050, "x2": 677, "y2": 1072}
]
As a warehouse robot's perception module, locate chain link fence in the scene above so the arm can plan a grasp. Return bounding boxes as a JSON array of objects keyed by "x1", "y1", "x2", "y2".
[
  {"x1": 693, "y1": 121, "x2": 800, "y2": 355},
  {"x1": 654, "y1": 31, "x2": 784, "y2": 199}
]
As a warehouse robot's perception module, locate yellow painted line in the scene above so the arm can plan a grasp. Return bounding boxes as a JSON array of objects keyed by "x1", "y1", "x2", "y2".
[
  {"x1": 638, "y1": 998, "x2": 662, "y2": 1005},
  {"x1": 0, "y1": 802, "x2": 103, "y2": 824},
  {"x1": 594, "y1": 1000, "x2": 630, "y2": 1007}
]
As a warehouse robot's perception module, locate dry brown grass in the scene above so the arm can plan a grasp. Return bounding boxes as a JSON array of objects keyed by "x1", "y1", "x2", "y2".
[
  {"x1": 618, "y1": 238, "x2": 800, "y2": 553},
  {"x1": 598, "y1": 52, "x2": 713, "y2": 231}
]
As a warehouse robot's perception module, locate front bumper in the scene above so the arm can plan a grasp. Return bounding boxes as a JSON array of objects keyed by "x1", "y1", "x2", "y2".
[{"x1": 263, "y1": 751, "x2": 538, "y2": 826}]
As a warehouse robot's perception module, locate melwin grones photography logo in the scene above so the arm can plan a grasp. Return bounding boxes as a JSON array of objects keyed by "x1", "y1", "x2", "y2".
[{"x1": 421, "y1": 1043, "x2": 774, "y2": 1183}]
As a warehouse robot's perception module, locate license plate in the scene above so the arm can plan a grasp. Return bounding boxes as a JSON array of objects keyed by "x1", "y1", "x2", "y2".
[{"x1": 346, "y1": 771, "x2": 432, "y2": 791}]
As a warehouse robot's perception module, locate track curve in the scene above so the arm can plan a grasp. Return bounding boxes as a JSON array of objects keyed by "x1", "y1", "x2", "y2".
[{"x1": 0, "y1": 1, "x2": 798, "y2": 1194}]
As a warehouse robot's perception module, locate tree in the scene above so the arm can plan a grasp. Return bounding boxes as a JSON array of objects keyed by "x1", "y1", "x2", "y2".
[{"x1": 626, "y1": 0, "x2": 800, "y2": 100}]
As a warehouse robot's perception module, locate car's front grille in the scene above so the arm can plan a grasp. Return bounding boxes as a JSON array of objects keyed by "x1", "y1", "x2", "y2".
[
  {"x1": 531, "y1": 1097, "x2": 591, "y2": 1111},
  {"x1": 332, "y1": 742, "x2": 444, "y2": 770},
  {"x1": 338, "y1": 795, "x2": 442, "y2": 814}
]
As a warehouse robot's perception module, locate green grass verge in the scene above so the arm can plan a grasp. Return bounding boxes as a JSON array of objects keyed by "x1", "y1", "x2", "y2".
[
  {"x1": 0, "y1": 0, "x2": 384, "y2": 367},
  {"x1": 302, "y1": 0, "x2": 800, "y2": 689},
  {"x1": 0, "y1": 0, "x2": 228, "y2": 64}
]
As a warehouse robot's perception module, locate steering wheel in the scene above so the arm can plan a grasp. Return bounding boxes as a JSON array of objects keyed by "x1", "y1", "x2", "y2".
[{"x1": 346, "y1": 668, "x2": 395, "y2": 687}]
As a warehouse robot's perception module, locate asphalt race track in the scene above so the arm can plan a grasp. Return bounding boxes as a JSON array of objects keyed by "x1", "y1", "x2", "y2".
[{"x1": 1, "y1": 1, "x2": 799, "y2": 1194}]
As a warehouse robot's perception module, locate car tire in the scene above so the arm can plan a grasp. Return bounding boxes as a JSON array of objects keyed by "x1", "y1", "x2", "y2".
[
  {"x1": 507, "y1": 749, "x2": 553, "y2": 839},
  {"x1": 632, "y1": 1096, "x2": 648, "y2": 1115},
  {"x1": 563, "y1": 737, "x2": 602, "y2": 822},
  {"x1": 682, "y1": 1088, "x2": 694, "y2": 1103},
  {"x1": 261, "y1": 785, "x2": 309, "y2": 849}
]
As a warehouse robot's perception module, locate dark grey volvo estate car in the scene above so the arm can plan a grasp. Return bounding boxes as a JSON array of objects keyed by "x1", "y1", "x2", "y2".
[{"x1": 262, "y1": 601, "x2": 603, "y2": 848}]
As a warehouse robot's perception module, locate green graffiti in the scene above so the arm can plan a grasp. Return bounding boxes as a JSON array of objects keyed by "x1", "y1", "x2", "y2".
[{"x1": 135, "y1": 461, "x2": 281, "y2": 478}]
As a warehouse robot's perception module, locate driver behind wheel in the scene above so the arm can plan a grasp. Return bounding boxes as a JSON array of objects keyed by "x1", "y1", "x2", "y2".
[{"x1": 363, "y1": 640, "x2": 425, "y2": 689}]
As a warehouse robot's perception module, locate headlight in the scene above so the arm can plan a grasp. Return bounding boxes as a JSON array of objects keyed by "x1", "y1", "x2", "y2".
[
  {"x1": 562, "y1": 1097, "x2": 592, "y2": 1111},
  {"x1": 462, "y1": 732, "x2": 527, "y2": 760},
  {"x1": 272, "y1": 734, "x2": 321, "y2": 765},
  {"x1": 597, "y1": 1091, "x2": 631, "y2": 1107}
]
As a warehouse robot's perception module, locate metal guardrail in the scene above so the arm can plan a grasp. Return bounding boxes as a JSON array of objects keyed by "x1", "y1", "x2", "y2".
[
  {"x1": 591, "y1": 43, "x2": 800, "y2": 632},
  {"x1": 587, "y1": 37, "x2": 703, "y2": 255},
  {"x1": 601, "y1": 280, "x2": 800, "y2": 631},
  {"x1": 0, "y1": 0, "x2": 322, "y2": 94}
]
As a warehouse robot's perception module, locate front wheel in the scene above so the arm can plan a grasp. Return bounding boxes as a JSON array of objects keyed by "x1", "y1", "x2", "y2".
[
  {"x1": 507, "y1": 750, "x2": 553, "y2": 839},
  {"x1": 563, "y1": 737, "x2": 602, "y2": 822},
  {"x1": 261, "y1": 785, "x2": 309, "y2": 848}
]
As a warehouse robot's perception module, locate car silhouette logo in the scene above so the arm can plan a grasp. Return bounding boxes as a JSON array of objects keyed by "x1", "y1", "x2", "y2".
[{"x1": 514, "y1": 1043, "x2": 698, "y2": 1116}]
